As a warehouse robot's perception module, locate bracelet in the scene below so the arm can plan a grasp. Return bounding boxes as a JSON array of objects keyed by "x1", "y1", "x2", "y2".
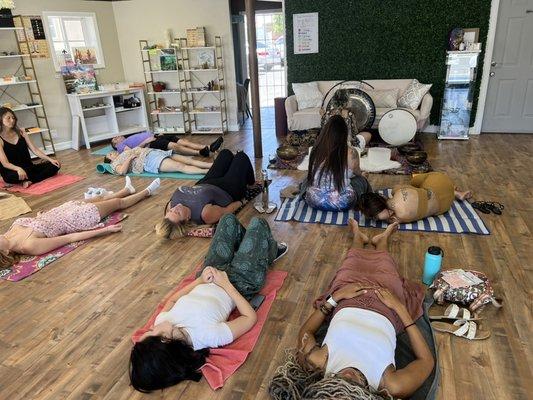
[{"x1": 404, "y1": 322, "x2": 416, "y2": 329}]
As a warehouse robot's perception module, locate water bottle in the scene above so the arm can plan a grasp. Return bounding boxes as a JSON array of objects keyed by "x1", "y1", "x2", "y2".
[
  {"x1": 261, "y1": 169, "x2": 269, "y2": 208},
  {"x1": 422, "y1": 246, "x2": 443, "y2": 285}
]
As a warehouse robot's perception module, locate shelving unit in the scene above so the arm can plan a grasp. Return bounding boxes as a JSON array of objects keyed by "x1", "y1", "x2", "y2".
[
  {"x1": 0, "y1": 16, "x2": 55, "y2": 154},
  {"x1": 180, "y1": 36, "x2": 228, "y2": 135},
  {"x1": 66, "y1": 87, "x2": 148, "y2": 150},
  {"x1": 139, "y1": 40, "x2": 189, "y2": 134}
]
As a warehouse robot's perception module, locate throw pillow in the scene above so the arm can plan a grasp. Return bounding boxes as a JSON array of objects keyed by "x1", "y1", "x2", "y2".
[
  {"x1": 398, "y1": 79, "x2": 432, "y2": 110},
  {"x1": 367, "y1": 89, "x2": 399, "y2": 108},
  {"x1": 292, "y1": 81, "x2": 323, "y2": 109}
]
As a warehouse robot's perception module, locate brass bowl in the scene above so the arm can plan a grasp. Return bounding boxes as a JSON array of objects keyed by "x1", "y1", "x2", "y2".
[
  {"x1": 398, "y1": 143, "x2": 420, "y2": 155},
  {"x1": 276, "y1": 145, "x2": 299, "y2": 160},
  {"x1": 406, "y1": 151, "x2": 428, "y2": 165}
]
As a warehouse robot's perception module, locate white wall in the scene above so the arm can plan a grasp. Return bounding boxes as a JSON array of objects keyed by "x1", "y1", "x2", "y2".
[
  {"x1": 1, "y1": 0, "x2": 125, "y2": 149},
  {"x1": 112, "y1": 0, "x2": 239, "y2": 131}
]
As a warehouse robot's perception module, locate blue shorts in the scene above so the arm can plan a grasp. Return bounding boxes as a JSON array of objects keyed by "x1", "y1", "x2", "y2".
[{"x1": 144, "y1": 149, "x2": 172, "y2": 173}]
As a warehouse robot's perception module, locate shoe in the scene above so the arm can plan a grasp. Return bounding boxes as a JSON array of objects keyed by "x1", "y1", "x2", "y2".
[
  {"x1": 209, "y1": 136, "x2": 224, "y2": 152},
  {"x1": 273, "y1": 242, "x2": 288, "y2": 262},
  {"x1": 199, "y1": 146, "x2": 210, "y2": 157}
]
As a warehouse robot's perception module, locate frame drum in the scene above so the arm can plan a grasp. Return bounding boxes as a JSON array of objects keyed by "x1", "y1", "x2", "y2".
[{"x1": 378, "y1": 109, "x2": 417, "y2": 146}]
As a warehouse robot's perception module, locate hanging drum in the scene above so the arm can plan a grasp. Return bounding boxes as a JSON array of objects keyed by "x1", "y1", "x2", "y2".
[{"x1": 378, "y1": 109, "x2": 417, "y2": 146}]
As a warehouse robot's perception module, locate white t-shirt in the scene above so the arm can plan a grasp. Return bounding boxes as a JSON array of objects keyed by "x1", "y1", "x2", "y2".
[
  {"x1": 323, "y1": 307, "x2": 396, "y2": 390},
  {"x1": 155, "y1": 283, "x2": 235, "y2": 350}
]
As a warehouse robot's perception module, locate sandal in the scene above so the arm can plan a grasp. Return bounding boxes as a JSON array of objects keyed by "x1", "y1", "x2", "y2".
[
  {"x1": 487, "y1": 202, "x2": 504, "y2": 215},
  {"x1": 431, "y1": 320, "x2": 490, "y2": 340},
  {"x1": 429, "y1": 304, "x2": 481, "y2": 321},
  {"x1": 471, "y1": 201, "x2": 491, "y2": 214}
]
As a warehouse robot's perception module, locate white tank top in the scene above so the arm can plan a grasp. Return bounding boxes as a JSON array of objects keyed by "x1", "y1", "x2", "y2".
[{"x1": 323, "y1": 307, "x2": 396, "y2": 390}]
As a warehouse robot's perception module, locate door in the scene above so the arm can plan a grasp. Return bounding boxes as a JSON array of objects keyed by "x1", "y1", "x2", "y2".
[{"x1": 482, "y1": 0, "x2": 533, "y2": 133}]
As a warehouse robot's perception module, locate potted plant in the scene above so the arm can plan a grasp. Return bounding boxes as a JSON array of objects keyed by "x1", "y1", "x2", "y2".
[{"x1": 0, "y1": 0, "x2": 15, "y2": 28}]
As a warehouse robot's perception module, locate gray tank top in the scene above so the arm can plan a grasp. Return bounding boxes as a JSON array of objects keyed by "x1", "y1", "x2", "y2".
[{"x1": 170, "y1": 184, "x2": 233, "y2": 224}]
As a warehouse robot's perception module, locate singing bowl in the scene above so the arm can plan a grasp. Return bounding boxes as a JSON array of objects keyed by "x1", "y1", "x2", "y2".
[
  {"x1": 406, "y1": 151, "x2": 428, "y2": 165},
  {"x1": 398, "y1": 143, "x2": 420, "y2": 155},
  {"x1": 276, "y1": 145, "x2": 299, "y2": 160}
]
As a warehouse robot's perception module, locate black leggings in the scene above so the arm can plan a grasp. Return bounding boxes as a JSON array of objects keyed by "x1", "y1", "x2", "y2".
[
  {"x1": 0, "y1": 161, "x2": 59, "y2": 184},
  {"x1": 197, "y1": 149, "x2": 255, "y2": 200}
]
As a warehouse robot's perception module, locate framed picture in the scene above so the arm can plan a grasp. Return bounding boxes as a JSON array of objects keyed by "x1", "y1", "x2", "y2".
[
  {"x1": 462, "y1": 28, "x2": 479, "y2": 45},
  {"x1": 197, "y1": 49, "x2": 215, "y2": 68},
  {"x1": 72, "y1": 47, "x2": 98, "y2": 65}
]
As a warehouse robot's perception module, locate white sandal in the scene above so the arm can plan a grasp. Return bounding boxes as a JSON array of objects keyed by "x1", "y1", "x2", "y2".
[
  {"x1": 431, "y1": 319, "x2": 490, "y2": 340},
  {"x1": 429, "y1": 304, "x2": 480, "y2": 321}
]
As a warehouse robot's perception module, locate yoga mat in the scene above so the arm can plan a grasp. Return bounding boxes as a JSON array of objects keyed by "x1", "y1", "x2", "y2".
[
  {"x1": 91, "y1": 145, "x2": 114, "y2": 156},
  {"x1": 0, "y1": 194, "x2": 31, "y2": 220},
  {"x1": 0, "y1": 212, "x2": 128, "y2": 282},
  {"x1": 96, "y1": 163, "x2": 205, "y2": 180},
  {"x1": 0, "y1": 174, "x2": 85, "y2": 195},
  {"x1": 132, "y1": 268, "x2": 288, "y2": 390},
  {"x1": 275, "y1": 189, "x2": 490, "y2": 235}
]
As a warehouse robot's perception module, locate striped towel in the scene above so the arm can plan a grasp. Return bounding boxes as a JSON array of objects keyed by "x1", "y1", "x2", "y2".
[{"x1": 275, "y1": 189, "x2": 490, "y2": 235}]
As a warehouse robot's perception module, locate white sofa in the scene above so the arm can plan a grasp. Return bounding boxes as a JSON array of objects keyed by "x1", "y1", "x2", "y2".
[{"x1": 285, "y1": 79, "x2": 433, "y2": 132}]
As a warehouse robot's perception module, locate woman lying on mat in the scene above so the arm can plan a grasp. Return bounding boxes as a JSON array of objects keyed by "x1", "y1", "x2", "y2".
[
  {"x1": 292, "y1": 219, "x2": 433, "y2": 399},
  {"x1": 359, "y1": 172, "x2": 473, "y2": 223},
  {"x1": 130, "y1": 214, "x2": 288, "y2": 392},
  {"x1": 0, "y1": 177, "x2": 160, "y2": 269},
  {"x1": 155, "y1": 149, "x2": 256, "y2": 239},
  {"x1": 305, "y1": 115, "x2": 372, "y2": 211},
  {"x1": 111, "y1": 131, "x2": 223, "y2": 157},
  {"x1": 0, "y1": 107, "x2": 61, "y2": 188},
  {"x1": 104, "y1": 146, "x2": 212, "y2": 176}
]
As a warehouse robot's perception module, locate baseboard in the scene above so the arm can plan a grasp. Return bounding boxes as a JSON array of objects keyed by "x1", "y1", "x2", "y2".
[{"x1": 54, "y1": 140, "x2": 74, "y2": 152}]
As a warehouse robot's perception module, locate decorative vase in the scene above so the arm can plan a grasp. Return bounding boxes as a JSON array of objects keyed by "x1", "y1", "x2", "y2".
[{"x1": 0, "y1": 8, "x2": 14, "y2": 28}]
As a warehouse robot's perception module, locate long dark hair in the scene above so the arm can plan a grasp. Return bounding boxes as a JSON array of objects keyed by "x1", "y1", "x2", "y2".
[
  {"x1": 129, "y1": 336, "x2": 209, "y2": 392},
  {"x1": 0, "y1": 107, "x2": 20, "y2": 135},
  {"x1": 358, "y1": 193, "x2": 388, "y2": 218},
  {"x1": 307, "y1": 115, "x2": 349, "y2": 192}
]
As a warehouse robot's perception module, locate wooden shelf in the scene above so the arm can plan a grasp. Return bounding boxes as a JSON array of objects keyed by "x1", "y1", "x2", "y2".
[
  {"x1": 12, "y1": 104, "x2": 43, "y2": 112},
  {"x1": 115, "y1": 106, "x2": 142, "y2": 113},
  {"x1": 189, "y1": 110, "x2": 221, "y2": 114},
  {"x1": 182, "y1": 46, "x2": 215, "y2": 50},
  {"x1": 0, "y1": 80, "x2": 36, "y2": 86},
  {"x1": 154, "y1": 127, "x2": 186, "y2": 134},
  {"x1": 146, "y1": 91, "x2": 181, "y2": 95},
  {"x1": 187, "y1": 90, "x2": 220, "y2": 94},
  {"x1": 25, "y1": 128, "x2": 49, "y2": 135},
  {"x1": 0, "y1": 54, "x2": 30, "y2": 59},
  {"x1": 82, "y1": 105, "x2": 112, "y2": 112},
  {"x1": 151, "y1": 111, "x2": 183, "y2": 115},
  {"x1": 144, "y1": 70, "x2": 179, "y2": 73},
  {"x1": 0, "y1": 27, "x2": 24, "y2": 31},
  {"x1": 183, "y1": 68, "x2": 218, "y2": 72}
]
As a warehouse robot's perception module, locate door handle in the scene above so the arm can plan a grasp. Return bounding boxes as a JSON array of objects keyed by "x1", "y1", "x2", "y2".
[
  {"x1": 489, "y1": 72, "x2": 495, "y2": 77},
  {"x1": 526, "y1": 9, "x2": 533, "y2": 13},
  {"x1": 491, "y1": 61, "x2": 498, "y2": 67}
]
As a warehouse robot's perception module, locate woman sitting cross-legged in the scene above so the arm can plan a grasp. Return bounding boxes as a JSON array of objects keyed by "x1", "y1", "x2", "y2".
[
  {"x1": 104, "y1": 147, "x2": 212, "y2": 176},
  {"x1": 155, "y1": 149, "x2": 256, "y2": 239},
  {"x1": 0, "y1": 177, "x2": 160, "y2": 269},
  {"x1": 130, "y1": 214, "x2": 288, "y2": 392},
  {"x1": 291, "y1": 219, "x2": 434, "y2": 399},
  {"x1": 359, "y1": 171, "x2": 473, "y2": 223},
  {"x1": 305, "y1": 115, "x2": 372, "y2": 211},
  {"x1": 0, "y1": 107, "x2": 61, "y2": 188}
]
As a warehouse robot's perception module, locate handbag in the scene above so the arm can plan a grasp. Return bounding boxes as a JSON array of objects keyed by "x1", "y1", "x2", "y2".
[{"x1": 429, "y1": 269, "x2": 502, "y2": 312}]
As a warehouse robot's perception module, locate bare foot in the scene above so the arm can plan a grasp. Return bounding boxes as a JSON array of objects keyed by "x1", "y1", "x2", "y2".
[
  {"x1": 455, "y1": 188, "x2": 473, "y2": 201},
  {"x1": 348, "y1": 217, "x2": 369, "y2": 244},
  {"x1": 22, "y1": 180, "x2": 32, "y2": 188},
  {"x1": 371, "y1": 221, "x2": 399, "y2": 246}
]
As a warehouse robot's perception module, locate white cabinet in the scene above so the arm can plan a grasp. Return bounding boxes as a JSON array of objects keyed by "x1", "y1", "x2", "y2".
[{"x1": 67, "y1": 88, "x2": 148, "y2": 150}]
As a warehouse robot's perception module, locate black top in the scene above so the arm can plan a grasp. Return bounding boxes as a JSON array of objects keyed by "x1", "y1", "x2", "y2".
[
  {"x1": 0, "y1": 133, "x2": 33, "y2": 174},
  {"x1": 170, "y1": 184, "x2": 233, "y2": 224}
]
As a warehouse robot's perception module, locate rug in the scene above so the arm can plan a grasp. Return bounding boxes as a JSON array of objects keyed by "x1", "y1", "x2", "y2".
[
  {"x1": 0, "y1": 212, "x2": 128, "y2": 281},
  {"x1": 91, "y1": 145, "x2": 114, "y2": 156},
  {"x1": 367, "y1": 142, "x2": 432, "y2": 175},
  {"x1": 0, "y1": 194, "x2": 31, "y2": 220},
  {"x1": 268, "y1": 146, "x2": 309, "y2": 170},
  {"x1": 0, "y1": 174, "x2": 85, "y2": 195},
  {"x1": 96, "y1": 163, "x2": 205, "y2": 180},
  {"x1": 132, "y1": 267, "x2": 288, "y2": 390},
  {"x1": 275, "y1": 189, "x2": 490, "y2": 235}
]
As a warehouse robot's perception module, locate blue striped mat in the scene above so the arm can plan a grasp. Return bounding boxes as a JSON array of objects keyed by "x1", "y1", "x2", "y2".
[{"x1": 275, "y1": 189, "x2": 490, "y2": 235}]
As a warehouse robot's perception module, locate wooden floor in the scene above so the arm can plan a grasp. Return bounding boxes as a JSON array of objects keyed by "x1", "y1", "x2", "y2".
[{"x1": 0, "y1": 123, "x2": 531, "y2": 399}]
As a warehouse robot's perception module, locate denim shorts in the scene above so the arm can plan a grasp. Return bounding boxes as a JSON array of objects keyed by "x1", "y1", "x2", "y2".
[{"x1": 144, "y1": 149, "x2": 172, "y2": 173}]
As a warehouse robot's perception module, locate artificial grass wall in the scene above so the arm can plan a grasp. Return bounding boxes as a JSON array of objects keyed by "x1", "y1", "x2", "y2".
[{"x1": 285, "y1": 0, "x2": 491, "y2": 125}]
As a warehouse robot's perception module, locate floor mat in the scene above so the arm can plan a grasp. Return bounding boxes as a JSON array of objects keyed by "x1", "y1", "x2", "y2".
[
  {"x1": 91, "y1": 145, "x2": 114, "y2": 156},
  {"x1": 275, "y1": 189, "x2": 490, "y2": 235},
  {"x1": 0, "y1": 212, "x2": 128, "y2": 281},
  {"x1": 0, "y1": 194, "x2": 31, "y2": 220},
  {"x1": 0, "y1": 174, "x2": 85, "y2": 195},
  {"x1": 96, "y1": 163, "x2": 205, "y2": 180}
]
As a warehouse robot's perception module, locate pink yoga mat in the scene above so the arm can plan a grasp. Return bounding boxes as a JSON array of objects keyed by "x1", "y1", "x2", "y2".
[
  {"x1": 132, "y1": 268, "x2": 288, "y2": 390},
  {"x1": 0, "y1": 174, "x2": 84, "y2": 195},
  {"x1": 0, "y1": 212, "x2": 127, "y2": 282}
]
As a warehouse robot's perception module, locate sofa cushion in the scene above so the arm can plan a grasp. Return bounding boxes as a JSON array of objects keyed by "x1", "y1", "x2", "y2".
[
  {"x1": 290, "y1": 107, "x2": 322, "y2": 131},
  {"x1": 292, "y1": 82, "x2": 323, "y2": 109},
  {"x1": 367, "y1": 89, "x2": 399, "y2": 108},
  {"x1": 397, "y1": 79, "x2": 432, "y2": 110}
]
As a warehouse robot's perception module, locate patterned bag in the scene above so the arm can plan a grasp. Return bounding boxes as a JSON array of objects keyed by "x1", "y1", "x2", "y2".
[{"x1": 429, "y1": 269, "x2": 502, "y2": 312}]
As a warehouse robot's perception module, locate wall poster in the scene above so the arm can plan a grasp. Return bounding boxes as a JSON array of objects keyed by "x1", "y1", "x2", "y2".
[
  {"x1": 14, "y1": 15, "x2": 49, "y2": 59},
  {"x1": 293, "y1": 12, "x2": 318, "y2": 54}
]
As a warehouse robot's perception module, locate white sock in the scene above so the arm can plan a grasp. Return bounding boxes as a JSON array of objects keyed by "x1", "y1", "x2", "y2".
[
  {"x1": 124, "y1": 176, "x2": 135, "y2": 194},
  {"x1": 145, "y1": 178, "x2": 160, "y2": 195}
]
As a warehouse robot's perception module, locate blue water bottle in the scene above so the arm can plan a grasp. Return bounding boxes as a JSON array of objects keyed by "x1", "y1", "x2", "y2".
[{"x1": 422, "y1": 246, "x2": 443, "y2": 285}]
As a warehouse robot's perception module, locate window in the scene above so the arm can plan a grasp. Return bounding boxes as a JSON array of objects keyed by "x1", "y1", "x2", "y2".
[{"x1": 42, "y1": 12, "x2": 105, "y2": 71}]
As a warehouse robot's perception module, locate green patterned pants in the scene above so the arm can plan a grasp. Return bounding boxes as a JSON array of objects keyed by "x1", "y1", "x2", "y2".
[{"x1": 200, "y1": 214, "x2": 278, "y2": 300}]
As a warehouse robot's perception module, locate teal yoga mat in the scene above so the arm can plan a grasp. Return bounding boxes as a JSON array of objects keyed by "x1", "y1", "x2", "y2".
[
  {"x1": 96, "y1": 163, "x2": 205, "y2": 180},
  {"x1": 91, "y1": 145, "x2": 114, "y2": 156}
]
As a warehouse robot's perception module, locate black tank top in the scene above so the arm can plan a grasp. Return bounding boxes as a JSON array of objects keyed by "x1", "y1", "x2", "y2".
[
  {"x1": 170, "y1": 184, "x2": 233, "y2": 224},
  {"x1": 0, "y1": 133, "x2": 33, "y2": 172}
]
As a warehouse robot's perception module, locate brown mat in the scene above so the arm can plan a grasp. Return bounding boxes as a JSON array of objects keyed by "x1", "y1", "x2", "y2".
[{"x1": 0, "y1": 193, "x2": 31, "y2": 220}]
